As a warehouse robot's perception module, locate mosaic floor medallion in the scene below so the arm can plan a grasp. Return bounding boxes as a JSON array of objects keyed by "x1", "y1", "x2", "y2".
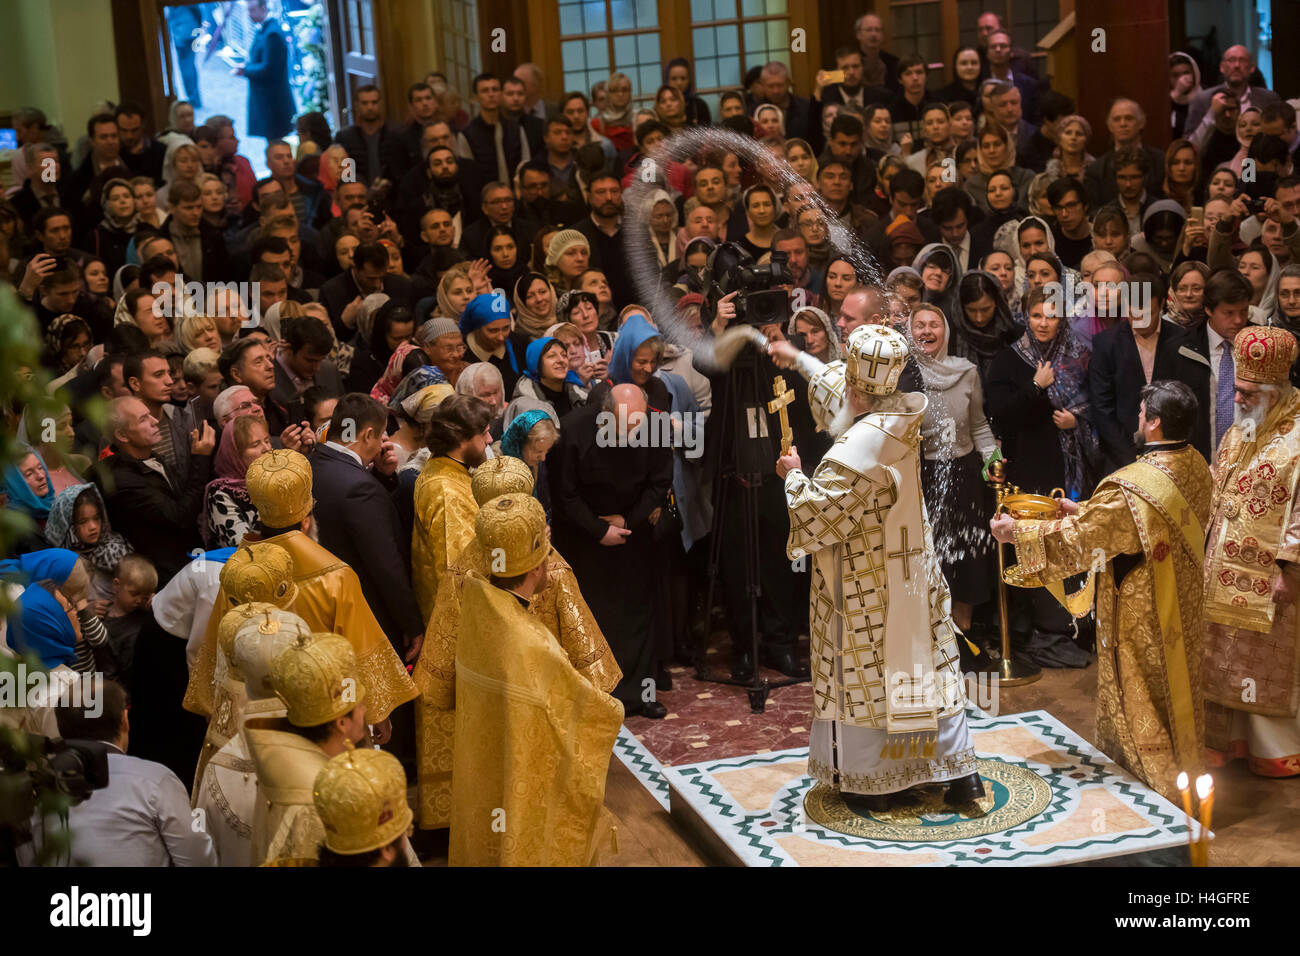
[{"x1": 804, "y1": 758, "x2": 1053, "y2": 841}]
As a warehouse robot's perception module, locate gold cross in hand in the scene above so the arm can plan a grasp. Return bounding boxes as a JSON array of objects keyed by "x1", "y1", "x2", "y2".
[{"x1": 767, "y1": 375, "x2": 796, "y2": 455}]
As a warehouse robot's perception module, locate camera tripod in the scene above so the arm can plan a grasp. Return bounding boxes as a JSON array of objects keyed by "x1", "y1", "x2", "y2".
[{"x1": 696, "y1": 344, "x2": 807, "y2": 712}]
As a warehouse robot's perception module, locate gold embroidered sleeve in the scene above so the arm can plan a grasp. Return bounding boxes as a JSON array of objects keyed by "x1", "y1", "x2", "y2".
[
  {"x1": 412, "y1": 562, "x2": 467, "y2": 710},
  {"x1": 1016, "y1": 486, "x2": 1140, "y2": 583},
  {"x1": 539, "y1": 554, "x2": 622, "y2": 694}
]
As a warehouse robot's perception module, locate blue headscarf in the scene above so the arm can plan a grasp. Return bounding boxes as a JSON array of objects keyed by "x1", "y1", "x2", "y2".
[
  {"x1": 459, "y1": 292, "x2": 520, "y2": 373},
  {"x1": 607, "y1": 314, "x2": 661, "y2": 385},
  {"x1": 3, "y1": 447, "x2": 56, "y2": 519},
  {"x1": 524, "y1": 336, "x2": 584, "y2": 387},
  {"x1": 500, "y1": 409, "x2": 554, "y2": 460},
  {"x1": 2, "y1": 548, "x2": 82, "y2": 669},
  {"x1": 459, "y1": 292, "x2": 510, "y2": 336}
]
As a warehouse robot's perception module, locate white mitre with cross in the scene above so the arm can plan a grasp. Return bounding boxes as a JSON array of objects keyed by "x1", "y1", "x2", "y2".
[{"x1": 843, "y1": 323, "x2": 938, "y2": 733}]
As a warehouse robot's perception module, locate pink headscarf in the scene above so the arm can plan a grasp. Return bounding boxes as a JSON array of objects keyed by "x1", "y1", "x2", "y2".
[
  {"x1": 213, "y1": 419, "x2": 249, "y2": 479},
  {"x1": 370, "y1": 342, "x2": 420, "y2": 404}
]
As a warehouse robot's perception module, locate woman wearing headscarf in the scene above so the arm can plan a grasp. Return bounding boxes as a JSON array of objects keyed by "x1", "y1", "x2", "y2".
[
  {"x1": 951, "y1": 270, "x2": 1023, "y2": 384},
  {"x1": 497, "y1": 398, "x2": 562, "y2": 519},
  {"x1": 556, "y1": 289, "x2": 613, "y2": 383},
  {"x1": 454, "y1": 362, "x2": 506, "y2": 431},
  {"x1": 2, "y1": 549, "x2": 114, "y2": 674},
  {"x1": 653, "y1": 85, "x2": 689, "y2": 133},
  {"x1": 392, "y1": 382, "x2": 457, "y2": 536},
  {"x1": 370, "y1": 340, "x2": 427, "y2": 405},
  {"x1": 984, "y1": 287, "x2": 1096, "y2": 668},
  {"x1": 156, "y1": 141, "x2": 203, "y2": 211},
  {"x1": 4, "y1": 447, "x2": 57, "y2": 529},
  {"x1": 19, "y1": 404, "x2": 89, "y2": 496},
  {"x1": 435, "y1": 262, "x2": 478, "y2": 319},
  {"x1": 44, "y1": 483, "x2": 132, "y2": 605},
  {"x1": 346, "y1": 299, "x2": 415, "y2": 395},
  {"x1": 909, "y1": 303, "x2": 999, "y2": 635},
  {"x1": 460, "y1": 291, "x2": 525, "y2": 398},
  {"x1": 202, "y1": 412, "x2": 271, "y2": 548},
  {"x1": 646, "y1": 189, "x2": 680, "y2": 268},
  {"x1": 664, "y1": 58, "x2": 711, "y2": 126},
  {"x1": 41, "y1": 314, "x2": 93, "y2": 376},
  {"x1": 912, "y1": 242, "x2": 962, "y2": 327},
  {"x1": 1129, "y1": 199, "x2": 1188, "y2": 276},
  {"x1": 1169, "y1": 52, "x2": 1203, "y2": 140},
  {"x1": 512, "y1": 272, "x2": 558, "y2": 341},
  {"x1": 513, "y1": 335, "x2": 589, "y2": 418},
  {"x1": 87, "y1": 177, "x2": 140, "y2": 274}
]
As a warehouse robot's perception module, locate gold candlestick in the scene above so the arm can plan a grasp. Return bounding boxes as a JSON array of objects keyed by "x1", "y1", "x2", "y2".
[{"x1": 987, "y1": 459, "x2": 1041, "y2": 686}]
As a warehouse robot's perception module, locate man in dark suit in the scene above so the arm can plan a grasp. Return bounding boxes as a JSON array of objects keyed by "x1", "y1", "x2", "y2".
[
  {"x1": 318, "y1": 241, "x2": 414, "y2": 341},
  {"x1": 502, "y1": 75, "x2": 546, "y2": 156},
  {"x1": 271, "y1": 314, "x2": 346, "y2": 423},
  {"x1": 459, "y1": 181, "x2": 538, "y2": 261},
  {"x1": 855, "y1": 13, "x2": 901, "y2": 91},
  {"x1": 97, "y1": 396, "x2": 214, "y2": 582},
  {"x1": 1177, "y1": 269, "x2": 1254, "y2": 462},
  {"x1": 818, "y1": 46, "x2": 891, "y2": 114},
  {"x1": 1184, "y1": 45, "x2": 1281, "y2": 136},
  {"x1": 1087, "y1": 274, "x2": 1210, "y2": 474},
  {"x1": 238, "y1": 0, "x2": 296, "y2": 141},
  {"x1": 748, "y1": 61, "x2": 816, "y2": 145},
  {"x1": 163, "y1": 181, "x2": 234, "y2": 282},
  {"x1": 114, "y1": 102, "x2": 167, "y2": 185},
  {"x1": 310, "y1": 393, "x2": 425, "y2": 662},
  {"x1": 334, "y1": 85, "x2": 413, "y2": 187}
]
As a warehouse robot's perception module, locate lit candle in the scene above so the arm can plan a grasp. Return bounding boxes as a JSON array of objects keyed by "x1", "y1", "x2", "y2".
[
  {"x1": 1196, "y1": 774, "x2": 1214, "y2": 867},
  {"x1": 1176, "y1": 772, "x2": 1196, "y2": 864}
]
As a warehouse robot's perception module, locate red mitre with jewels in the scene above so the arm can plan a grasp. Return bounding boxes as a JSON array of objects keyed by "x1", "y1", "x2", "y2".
[{"x1": 1233, "y1": 326, "x2": 1298, "y2": 385}]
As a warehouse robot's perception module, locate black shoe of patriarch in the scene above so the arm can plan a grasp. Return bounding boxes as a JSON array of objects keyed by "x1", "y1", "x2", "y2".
[
  {"x1": 842, "y1": 790, "x2": 894, "y2": 814},
  {"x1": 639, "y1": 700, "x2": 668, "y2": 720},
  {"x1": 731, "y1": 651, "x2": 755, "y2": 683},
  {"x1": 944, "y1": 772, "x2": 986, "y2": 805},
  {"x1": 762, "y1": 647, "x2": 810, "y2": 680}
]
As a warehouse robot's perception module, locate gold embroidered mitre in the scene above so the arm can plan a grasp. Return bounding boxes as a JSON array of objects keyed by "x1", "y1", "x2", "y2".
[
  {"x1": 233, "y1": 608, "x2": 310, "y2": 699},
  {"x1": 246, "y1": 449, "x2": 314, "y2": 528},
  {"x1": 313, "y1": 748, "x2": 413, "y2": 855},
  {"x1": 471, "y1": 455, "x2": 535, "y2": 504},
  {"x1": 844, "y1": 324, "x2": 908, "y2": 395},
  {"x1": 270, "y1": 631, "x2": 366, "y2": 727},
  {"x1": 220, "y1": 542, "x2": 299, "y2": 609},
  {"x1": 474, "y1": 494, "x2": 550, "y2": 576},
  {"x1": 1234, "y1": 326, "x2": 1298, "y2": 385}
]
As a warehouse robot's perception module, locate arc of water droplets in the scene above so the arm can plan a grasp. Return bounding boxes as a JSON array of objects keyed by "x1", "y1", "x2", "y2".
[{"x1": 620, "y1": 126, "x2": 984, "y2": 563}]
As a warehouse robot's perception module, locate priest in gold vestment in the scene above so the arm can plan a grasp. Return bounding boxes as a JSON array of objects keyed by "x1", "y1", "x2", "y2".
[
  {"x1": 1203, "y1": 326, "x2": 1300, "y2": 778},
  {"x1": 449, "y1": 494, "x2": 623, "y2": 866},
  {"x1": 779, "y1": 325, "x2": 983, "y2": 812},
  {"x1": 190, "y1": 544, "x2": 297, "y2": 791},
  {"x1": 411, "y1": 394, "x2": 494, "y2": 619},
  {"x1": 185, "y1": 450, "x2": 417, "y2": 732},
  {"x1": 414, "y1": 456, "x2": 621, "y2": 829},
  {"x1": 993, "y1": 380, "x2": 1212, "y2": 801},
  {"x1": 245, "y1": 630, "x2": 369, "y2": 864}
]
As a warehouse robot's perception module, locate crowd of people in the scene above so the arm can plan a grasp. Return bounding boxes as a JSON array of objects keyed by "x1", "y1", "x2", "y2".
[{"x1": 2, "y1": 7, "x2": 1299, "y2": 866}]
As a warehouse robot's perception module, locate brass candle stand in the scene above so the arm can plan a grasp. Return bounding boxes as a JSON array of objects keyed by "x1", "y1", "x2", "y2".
[{"x1": 987, "y1": 460, "x2": 1043, "y2": 687}]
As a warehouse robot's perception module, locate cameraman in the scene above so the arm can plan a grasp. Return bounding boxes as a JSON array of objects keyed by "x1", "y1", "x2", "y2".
[{"x1": 21, "y1": 679, "x2": 216, "y2": 866}]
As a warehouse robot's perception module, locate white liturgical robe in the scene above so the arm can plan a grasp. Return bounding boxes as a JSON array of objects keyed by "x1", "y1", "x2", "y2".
[{"x1": 784, "y1": 391, "x2": 977, "y2": 795}]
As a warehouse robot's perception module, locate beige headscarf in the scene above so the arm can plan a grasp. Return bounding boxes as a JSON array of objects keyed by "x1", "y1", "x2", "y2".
[{"x1": 511, "y1": 272, "x2": 558, "y2": 340}]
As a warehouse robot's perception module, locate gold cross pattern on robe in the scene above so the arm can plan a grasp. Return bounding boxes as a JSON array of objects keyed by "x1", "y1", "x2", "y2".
[
  {"x1": 768, "y1": 375, "x2": 796, "y2": 455},
  {"x1": 887, "y1": 526, "x2": 923, "y2": 581}
]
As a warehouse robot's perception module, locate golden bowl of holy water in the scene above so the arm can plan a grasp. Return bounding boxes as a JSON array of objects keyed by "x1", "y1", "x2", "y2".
[{"x1": 999, "y1": 488, "x2": 1065, "y2": 586}]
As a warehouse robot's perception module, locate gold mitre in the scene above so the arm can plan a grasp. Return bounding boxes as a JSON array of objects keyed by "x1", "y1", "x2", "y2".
[
  {"x1": 231, "y1": 607, "x2": 310, "y2": 699},
  {"x1": 844, "y1": 324, "x2": 908, "y2": 395},
  {"x1": 313, "y1": 748, "x2": 413, "y2": 855},
  {"x1": 270, "y1": 631, "x2": 366, "y2": 727},
  {"x1": 474, "y1": 494, "x2": 550, "y2": 576},
  {"x1": 471, "y1": 454, "x2": 535, "y2": 504},
  {"x1": 217, "y1": 601, "x2": 281, "y2": 669},
  {"x1": 1234, "y1": 326, "x2": 1298, "y2": 385},
  {"x1": 246, "y1": 449, "x2": 314, "y2": 528},
  {"x1": 220, "y1": 542, "x2": 298, "y2": 608}
]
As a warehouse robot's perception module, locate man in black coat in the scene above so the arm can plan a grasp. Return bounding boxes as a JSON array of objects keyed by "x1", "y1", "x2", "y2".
[
  {"x1": 310, "y1": 394, "x2": 425, "y2": 661},
  {"x1": 334, "y1": 85, "x2": 413, "y2": 187},
  {"x1": 572, "y1": 174, "x2": 634, "y2": 310},
  {"x1": 238, "y1": 0, "x2": 296, "y2": 141},
  {"x1": 459, "y1": 181, "x2": 538, "y2": 261},
  {"x1": 163, "y1": 181, "x2": 234, "y2": 282},
  {"x1": 97, "y1": 396, "x2": 214, "y2": 583},
  {"x1": 114, "y1": 102, "x2": 167, "y2": 185},
  {"x1": 747, "y1": 62, "x2": 816, "y2": 146},
  {"x1": 318, "y1": 241, "x2": 415, "y2": 341},
  {"x1": 1083, "y1": 99, "x2": 1166, "y2": 207},
  {"x1": 453, "y1": 74, "x2": 530, "y2": 197},
  {"x1": 1176, "y1": 269, "x2": 1254, "y2": 462},
  {"x1": 1087, "y1": 278, "x2": 1210, "y2": 474}
]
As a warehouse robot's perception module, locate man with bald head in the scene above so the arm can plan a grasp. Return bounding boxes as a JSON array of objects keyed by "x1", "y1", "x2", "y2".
[
  {"x1": 550, "y1": 382, "x2": 674, "y2": 718},
  {"x1": 1084, "y1": 98, "x2": 1168, "y2": 205},
  {"x1": 1185, "y1": 44, "x2": 1280, "y2": 134}
]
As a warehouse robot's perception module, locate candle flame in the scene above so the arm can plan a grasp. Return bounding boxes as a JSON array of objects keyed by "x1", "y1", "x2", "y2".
[
  {"x1": 1195, "y1": 774, "x2": 1213, "y2": 799},
  {"x1": 1176, "y1": 771, "x2": 1189, "y2": 790}
]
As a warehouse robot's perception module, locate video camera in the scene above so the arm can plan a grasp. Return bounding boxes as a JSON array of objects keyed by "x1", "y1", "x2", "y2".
[
  {"x1": 0, "y1": 730, "x2": 110, "y2": 862},
  {"x1": 704, "y1": 242, "x2": 793, "y2": 329}
]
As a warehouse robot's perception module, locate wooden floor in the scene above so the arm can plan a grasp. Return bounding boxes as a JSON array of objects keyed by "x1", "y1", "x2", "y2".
[{"x1": 424, "y1": 664, "x2": 1299, "y2": 867}]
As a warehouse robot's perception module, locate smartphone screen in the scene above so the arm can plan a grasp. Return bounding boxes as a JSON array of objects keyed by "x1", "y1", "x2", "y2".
[{"x1": 0, "y1": 128, "x2": 16, "y2": 150}]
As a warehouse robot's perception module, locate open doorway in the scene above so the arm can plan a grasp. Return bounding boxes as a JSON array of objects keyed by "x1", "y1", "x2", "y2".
[{"x1": 162, "y1": 1, "x2": 332, "y2": 178}]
